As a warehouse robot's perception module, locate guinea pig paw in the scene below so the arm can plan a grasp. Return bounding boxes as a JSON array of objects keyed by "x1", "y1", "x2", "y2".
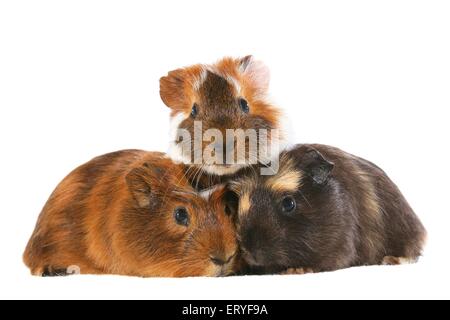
[
  {"x1": 281, "y1": 268, "x2": 314, "y2": 275},
  {"x1": 382, "y1": 256, "x2": 417, "y2": 266},
  {"x1": 41, "y1": 266, "x2": 72, "y2": 277}
]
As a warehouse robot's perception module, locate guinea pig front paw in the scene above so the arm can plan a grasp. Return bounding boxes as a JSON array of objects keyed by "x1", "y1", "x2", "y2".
[
  {"x1": 41, "y1": 266, "x2": 74, "y2": 277},
  {"x1": 382, "y1": 256, "x2": 417, "y2": 266},
  {"x1": 281, "y1": 268, "x2": 315, "y2": 275}
]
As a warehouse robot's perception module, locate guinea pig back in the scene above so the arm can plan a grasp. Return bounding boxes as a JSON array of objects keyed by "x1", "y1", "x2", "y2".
[
  {"x1": 23, "y1": 150, "x2": 238, "y2": 277},
  {"x1": 231, "y1": 144, "x2": 427, "y2": 274}
]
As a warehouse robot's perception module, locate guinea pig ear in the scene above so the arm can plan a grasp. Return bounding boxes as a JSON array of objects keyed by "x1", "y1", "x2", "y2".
[
  {"x1": 238, "y1": 55, "x2": 271, "y2": 93},
  {"x1": 293, "y1": 147, "x2": 334, "y2": 185},
  {"x1": 126, "y1": 167, "x2": 153, "y2": 208},
  {"x1": 239, "y1": 55, "x2": 254, "y2": 71},
  {"x1": 160, "y1": 68, "x2": 187, "y2": 111}
]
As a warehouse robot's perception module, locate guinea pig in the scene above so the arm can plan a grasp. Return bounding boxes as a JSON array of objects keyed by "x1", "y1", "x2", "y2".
[
  {"x1": 23, "y1": 150, "x2": 238, "y2": 277},
  {"x1": 229, "y1": 144, "x2": 427, "y2": 274},
  {"x1": 160, "y1": 56, "x2": 289, "y2": 180}
]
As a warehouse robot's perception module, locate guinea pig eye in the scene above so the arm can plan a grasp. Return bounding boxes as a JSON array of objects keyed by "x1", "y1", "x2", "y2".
[
  {"x1": 191, "y1": 104, "x2": 198, "y2": 118},
  {"x1": 239, "y1": 98, "x2": 250, "y2": 114},
  {"x1": 174, "y1": 207, "x2": 190, "y2": 226},
  {"x1": 281, "y1": 196, "x2": 296, "y2": 214}
]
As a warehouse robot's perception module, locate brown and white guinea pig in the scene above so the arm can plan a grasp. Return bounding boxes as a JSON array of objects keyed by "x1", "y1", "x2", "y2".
[
  {"x1": 23, "y1": 150, "x2": 238, "y2": 278},
  {"x1": 229, "y1": 144, "x2": 427, "y2": 274},
  {"x1": 160, "y1": 56, "x2": 289, "y2": 182}
]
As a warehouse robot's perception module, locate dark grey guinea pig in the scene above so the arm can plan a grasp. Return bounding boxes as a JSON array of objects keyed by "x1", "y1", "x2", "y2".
[{"x1": 230, "y1": 144, "x2": 427, "y2": 274}]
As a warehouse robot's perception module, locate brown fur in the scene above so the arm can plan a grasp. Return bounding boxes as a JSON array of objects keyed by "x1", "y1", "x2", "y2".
[
  {"x1": 23, "y1": 150, "x2": 237, "y2": 277},
  {"x1": 231, "y1": 144, "x2": 427, "y2": 274}
]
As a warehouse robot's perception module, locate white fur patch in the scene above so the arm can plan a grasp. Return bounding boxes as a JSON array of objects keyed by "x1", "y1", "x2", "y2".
[
  {"x1": 199, "y1": 185, "x2": 223, "y2": 200},
  {"x1": 193, "y1": 68, "x2": 207, "y2": 91},
  {"x1": 167, "y1": 112, "x2": 190, "y2": 164},
  {"x1": 203, "y1": 164, "x2": 245, "y2": 176},
  {"x1": 397, "y1": 257, "x2": 417, "y2": 264},
  {"x1": 226, "y1": 75, "x2": 241, "y2": 95},
  {"x1": 382, "y1": 256, "x2": 418, "y2": 265}
]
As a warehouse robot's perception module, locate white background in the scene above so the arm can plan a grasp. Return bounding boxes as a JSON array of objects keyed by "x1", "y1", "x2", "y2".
[{"x1": 1, "y1": 0, "x2": 449, "y2": 300}]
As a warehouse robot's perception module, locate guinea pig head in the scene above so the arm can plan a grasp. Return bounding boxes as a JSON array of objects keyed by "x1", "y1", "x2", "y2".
[
  {"x1": 124, "y1": 160, "x2": 238, "y2": 277},
  {"x1": 160, "y1": 56, "x2": 284, "y2": 176},
  {"x1": 230, "y1": 146, "x2": 336, "y2": 271}
]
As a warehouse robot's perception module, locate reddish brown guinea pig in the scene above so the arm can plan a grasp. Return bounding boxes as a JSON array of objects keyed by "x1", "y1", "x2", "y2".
[{"x1": 23, "y1": 150, "x2": 238, "y2": 277}]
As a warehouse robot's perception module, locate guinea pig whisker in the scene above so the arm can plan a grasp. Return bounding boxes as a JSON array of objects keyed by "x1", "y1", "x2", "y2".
[
  {"x1": 173, "y1": 165, "x2": 192, "y2": 188},
  {"x1": 184, "y1": 166, "x2": 197, "y2": 184},
  {"x1": 298, "y1": 190, "x2": 312, "y2": 208},
  {"x1": 191, "y1": 166, "x2": 200, "y2": 189},
  {"x1": 296, "y1": 236, "x2": 315, "y2": 253},
  {"x1": 197, "y1": 166, "x2": 206, "y2": 190},
  {"x1": 193, "y1": 165, "x2": 205, "y2": 190},
  {"x1": 208, "y1": 172, "x2": 213, "y2": 189},
  {"x1": 186, "y1": 164, "x2": 201, "y2": 185}
]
